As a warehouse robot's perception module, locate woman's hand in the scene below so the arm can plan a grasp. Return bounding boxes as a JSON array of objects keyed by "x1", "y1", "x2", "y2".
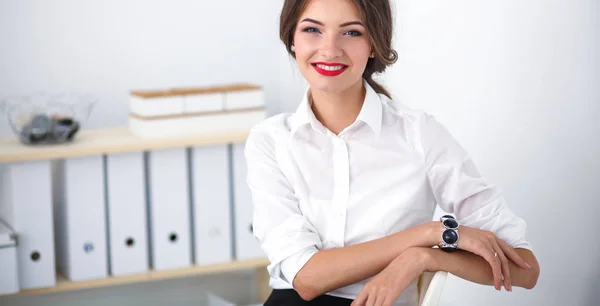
[
  {"x1": 451, "y1": 225, "x2": 532, "y2": 292},
  {"x1": 351, "y1": 247, "x2": 428, "y2": 306}
]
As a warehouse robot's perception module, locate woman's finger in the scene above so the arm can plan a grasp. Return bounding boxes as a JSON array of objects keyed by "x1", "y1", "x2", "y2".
[
  {"x1": 373, "y1": 292, "x2": 385, "y2": 306},
  {"x1": 366, "y1": 291, "x2": 377, "y2": 306},
  {"x1": 351, "y1": 290, "x2": 367, "y2": 306},
  {"x1": 381, "y1": 294, "x2": 394, "y2": 306},
  {"x1": 459, "y1": 230, "x2": 501, "y2": 290},
  {"x1": 497, "y1": 238, "x2": 531, "y2": 269},
  {"x1": 478, "y1": 238, "x2": 503, "y2": 290},
  {"x1": 490, "y1": 237, "x2": 511, "y2": 291}
]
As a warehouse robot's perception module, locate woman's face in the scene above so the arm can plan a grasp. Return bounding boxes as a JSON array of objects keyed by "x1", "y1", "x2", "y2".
[{"x1": 293, "y1": 0, "x2": 372, "y2": 94}]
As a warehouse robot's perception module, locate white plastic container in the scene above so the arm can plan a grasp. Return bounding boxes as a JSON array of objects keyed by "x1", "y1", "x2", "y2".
[{"x1": 0, "y1": 221, "x2": 19, "y2": 295}]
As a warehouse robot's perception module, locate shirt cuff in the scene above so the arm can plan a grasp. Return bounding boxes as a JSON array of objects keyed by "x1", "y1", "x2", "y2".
[
  {"x1": 280, "y1": 246, "x2": 319, "y2": 286},
  {"x1": 511, "y1": 240, "x2": 533, "y2": 252}
]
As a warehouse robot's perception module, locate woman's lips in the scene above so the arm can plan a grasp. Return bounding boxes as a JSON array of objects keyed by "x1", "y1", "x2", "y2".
[{"x1": 312, "y1": 62, "x2": 349, "y2": 77}]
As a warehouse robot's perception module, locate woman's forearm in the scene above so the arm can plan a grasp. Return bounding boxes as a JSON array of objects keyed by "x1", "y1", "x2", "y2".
[
  {"x1": 293, "y1": 222, "x2": 440, "y2": 300},
  {"x1": 424, "y1": 247, "x2": 540, "y2": 290}
]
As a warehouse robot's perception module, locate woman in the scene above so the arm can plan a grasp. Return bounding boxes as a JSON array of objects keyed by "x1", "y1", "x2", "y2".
[{"x1": 245, "y1": 0, "x2": 540, "y2": 305}]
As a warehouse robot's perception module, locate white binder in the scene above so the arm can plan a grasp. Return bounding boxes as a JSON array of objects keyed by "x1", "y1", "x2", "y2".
[
  {"x1": 190, "y1": 144, "x2": 232, "y2": 265},
  {"x1": 0, "y1": 161, "x2": 56, "y2": 290},
  {"x1": 0, "y1": 220, "x2": 19, "y2": 295},
  {"x1": 147, "y1": 148, "x2": 192, "y2": 270},
  {"x1": 231, "y1": 143, "x2": 265, "y2": 260},
  {"x1": 106, "y1": 152, "x2": 149, "y2": 276},
  {"x1": 53, "y1": 156, "x2": 108, "y2": 281}
]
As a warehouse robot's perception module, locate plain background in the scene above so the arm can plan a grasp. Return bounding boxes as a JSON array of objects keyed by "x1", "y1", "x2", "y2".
[{"x1": 0, "y1": 0, "x2": 598, "y2": 305}]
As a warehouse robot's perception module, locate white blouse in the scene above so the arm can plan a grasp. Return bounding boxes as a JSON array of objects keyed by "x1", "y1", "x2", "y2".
[{"x1": 244, "y1": 81, "x2": 532, "y2": 305}]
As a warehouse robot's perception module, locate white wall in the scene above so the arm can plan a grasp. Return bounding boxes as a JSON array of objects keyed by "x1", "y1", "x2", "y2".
[
  {"x1": 0, "y1": 0, "x2": 285, "y2": 135},
  {"x1": 387, "y1": 0, "x2": 600, "y2": 305},
  {"x1": 0, "y1": 0, "x2": 598, "y2": 305},
  {"x1": 0, "y1": 1, "x2": 283, "y2": 305}
]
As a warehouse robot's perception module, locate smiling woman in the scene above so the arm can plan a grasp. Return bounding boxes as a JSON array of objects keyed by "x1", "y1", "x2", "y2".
[
  {"x1": 280, "y1": 0, "x2": 396, "y2": 101},
  {"x1": 247, "y1": 0, "x2": 540, "y2": 305}
]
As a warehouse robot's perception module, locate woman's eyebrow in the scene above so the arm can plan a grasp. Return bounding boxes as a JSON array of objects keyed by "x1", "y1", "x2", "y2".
[
  {"x1": 339, "y1": 21, "x2": 364, "y2": 27},
  {"x1": 300, "y1": 18, "x2": 365, "y2": 27}
]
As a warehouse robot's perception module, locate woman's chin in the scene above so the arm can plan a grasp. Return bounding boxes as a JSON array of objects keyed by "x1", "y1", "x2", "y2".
[{"x1": 306, "y1": 76, "x2": 359, "y2": 94}]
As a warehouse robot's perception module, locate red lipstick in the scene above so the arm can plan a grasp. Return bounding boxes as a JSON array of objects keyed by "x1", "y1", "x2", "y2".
[{"x1": 312, "y1": 62, "x2": 349, "y2": 77}]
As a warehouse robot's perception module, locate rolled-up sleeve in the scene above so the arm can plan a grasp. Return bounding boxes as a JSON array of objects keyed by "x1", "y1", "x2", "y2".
[
  {"x1": 418, "y1": 113, "x2": 532, "y2": 251},
  {"x1": 244, "y1": 126, "x2": 322, "y2": 286}
]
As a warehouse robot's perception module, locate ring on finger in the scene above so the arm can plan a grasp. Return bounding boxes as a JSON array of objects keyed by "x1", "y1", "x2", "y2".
[{"x1": 494, "y1": 252, "x2": 498, "y2": 258}]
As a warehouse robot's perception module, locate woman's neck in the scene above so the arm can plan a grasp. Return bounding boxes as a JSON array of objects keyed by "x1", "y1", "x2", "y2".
[{"x1": 310, "y1": 80, "x2": 365, "y2": 135}]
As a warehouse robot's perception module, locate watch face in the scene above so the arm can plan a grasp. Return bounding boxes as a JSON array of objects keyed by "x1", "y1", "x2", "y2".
[
  {"x1": 442, "y1": 229, "x2": 459, "y2": 244},
  {"x1": 443, "y1": 218, "x2": 459, "y2": 229}
]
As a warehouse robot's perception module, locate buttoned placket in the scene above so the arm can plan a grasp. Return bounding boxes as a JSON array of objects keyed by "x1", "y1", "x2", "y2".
[{"x1": 330, "y1": 132, "x2": 350, "y2": 248}]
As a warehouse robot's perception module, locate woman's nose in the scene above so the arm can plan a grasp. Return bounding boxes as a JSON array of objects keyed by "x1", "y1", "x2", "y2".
[{"x1": 318, "y1": 35, "x2": 343, "y2": 60}]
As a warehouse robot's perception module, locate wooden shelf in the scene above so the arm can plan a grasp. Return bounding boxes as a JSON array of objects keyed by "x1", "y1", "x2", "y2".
[
  {"x1": 0, "y1": 126, "x2": 250, "y2": 163},
  {"x1": 0, "y1": 127, "x2": 268, "y2": 299},
  {"x1": 4, "y1": 258, "x2": 269, "y2": 297}
]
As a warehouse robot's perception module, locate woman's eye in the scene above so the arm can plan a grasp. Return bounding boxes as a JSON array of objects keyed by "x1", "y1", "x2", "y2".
[
  {"x1": 302, "y1": 27, "x2": 320, "y2": 33},
  {"x1": 345, "y1": 30, "x2": 362, "y2": 37}
]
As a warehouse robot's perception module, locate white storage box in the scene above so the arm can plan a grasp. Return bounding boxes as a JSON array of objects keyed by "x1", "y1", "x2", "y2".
[
  {"x1": 129, "y1": 108, "x2": 265, "y2": 138},
  {"x1": 53, "y1": 156, "x2": 109, "y2": 281},
  {"x1": 105, "y1": 151, "x2": 150, "y2": 276},
  {"x1": 130, "y1": 92, "x2": 184, "y2": 117},
  {"x1": 1, "y1": 161, "x2": 56, "y2": 290},
  {"x1": 128, "y1": 84, "x2": 265, "y2": 138},
  {"x1": 0, "y1": 221, "x2": 19, "y2": 295},
  {"x1": 223, "y1": 89, "x2": 264, "y2": 110},
  {"x1": 183, "y1": 92, "x2": 224, "y2": 113},
  {"x1": 190, "y1": 144, "x2": 233, "y2": 265},
  {"x1": 130, "y1": 84, "x2": 262, "y2": 118}
]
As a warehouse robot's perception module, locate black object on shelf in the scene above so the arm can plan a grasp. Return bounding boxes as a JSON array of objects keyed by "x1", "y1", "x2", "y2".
[{"x1": 19, "y1": 114, "x2": 81, "y2": 145}]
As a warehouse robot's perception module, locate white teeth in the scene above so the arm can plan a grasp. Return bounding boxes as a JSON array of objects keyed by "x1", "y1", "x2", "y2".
[{"x1": 316, "y1": 64, "x2": 345, "y2": 71}]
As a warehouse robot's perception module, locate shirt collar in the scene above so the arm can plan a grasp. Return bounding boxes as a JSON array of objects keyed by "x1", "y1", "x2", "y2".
[
  {"x1": 289, "y1": 79, "x2": 383, "y2": 138},
  {"x1": 356, "y1": 80, "x2": 383, "y2": 137}
]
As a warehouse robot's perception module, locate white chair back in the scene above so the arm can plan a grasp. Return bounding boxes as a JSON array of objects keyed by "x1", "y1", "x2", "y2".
[{"x1": 417, "y1": 271, "x2": 448, "y2": 306}]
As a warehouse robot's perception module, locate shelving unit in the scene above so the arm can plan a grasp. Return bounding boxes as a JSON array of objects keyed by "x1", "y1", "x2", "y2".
[
  {"x1": 0, "y1": 126, "x2": 250, "y2": 163},
  {"x1": 0, "y1": 127, "x2": 272, "y2": 303},
  {"x1": 6, "y1": 258, "x2": 269, "y2": 297}
]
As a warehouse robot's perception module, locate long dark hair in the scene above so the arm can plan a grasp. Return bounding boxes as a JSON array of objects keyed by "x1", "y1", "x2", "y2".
[{"x1": 279, "y1": 0, "x2": 398, "y2": 99}]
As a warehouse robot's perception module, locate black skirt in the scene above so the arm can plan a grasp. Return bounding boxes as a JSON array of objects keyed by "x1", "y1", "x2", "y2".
[{"x1": 264, "y1": 289, "x2": 353, "y2": 306}]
